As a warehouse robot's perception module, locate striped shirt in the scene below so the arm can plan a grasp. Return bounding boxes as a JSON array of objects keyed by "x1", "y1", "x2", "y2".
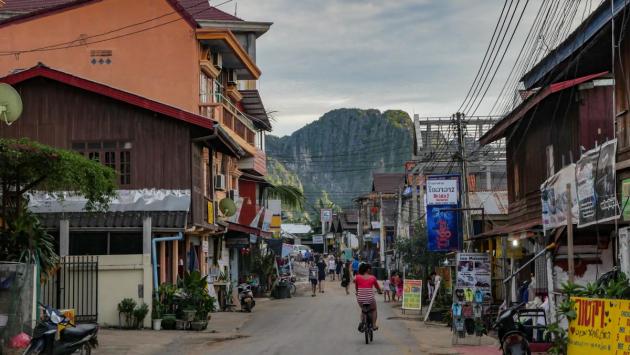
[{"x1": 355, "y1": 274, "x2": 378, "y2": 304}]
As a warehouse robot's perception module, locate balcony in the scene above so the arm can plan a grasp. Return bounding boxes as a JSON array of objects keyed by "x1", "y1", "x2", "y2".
[
  {"x1": 199, "y1": 93, "x2": 258, "y2": 153},
  {"x1": 238, "y1": 148, "x2": 267, "y2": 175}
]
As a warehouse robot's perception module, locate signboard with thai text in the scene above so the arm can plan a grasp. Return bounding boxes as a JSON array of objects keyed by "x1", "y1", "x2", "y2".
[
  {"x1": 540, "y1": 164, "x2": 578, "y2": 231},
  {"x1": 568, "y1": 297, "x2": 630, "y2": 355},
  {"x1": 402, "y1": 279, "x2": 423, "y2": 311},
  {"x1": 426, "y1": 175, "x2": 459, "y2": 205}
]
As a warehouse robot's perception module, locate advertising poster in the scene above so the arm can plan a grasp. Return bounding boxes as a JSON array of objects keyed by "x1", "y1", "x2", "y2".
[
  {"x1": 568, "y1": 297, "x2": 630, "y2": 354},
  {"x1": 576, "y1": 140, "x2": 618, "y2": 227},
  {"x1": 454, "y1": 253, "x2": 491, "y2": 304},
  {"x1": 540, "y1": 164, "x2": 578, "y2": 231},
  {"x1": 426, "y1": 204, "x2": 460, "y2": 251},
  {"x1": 402, "y1": 279, "x2": 423, "y2": 311},
  {"x1": 622, "y1": 179, "x2": 630, "y2": 221}
]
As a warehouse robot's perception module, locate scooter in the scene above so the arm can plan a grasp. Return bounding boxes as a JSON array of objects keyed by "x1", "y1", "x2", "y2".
[
  {"x1": 24, "y1": 303, "x2": 98, "y2": 355},
  {"x1": 493, "y1": 302, "x2": 530, "y2": 355},
  {"x1": 238, "y1": 283, "x2": 256, "y2": 312}
]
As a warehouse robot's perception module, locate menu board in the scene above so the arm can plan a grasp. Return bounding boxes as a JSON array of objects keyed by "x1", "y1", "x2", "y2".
[
  {"x1": 568, "y1": 297, "x2": 630, "y2": 354},
  {"x1": 454, "y1": 253, "x2": 491, "y2": 304}
]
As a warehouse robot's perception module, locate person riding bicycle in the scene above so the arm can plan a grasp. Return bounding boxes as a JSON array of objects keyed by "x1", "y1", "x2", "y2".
[{"x1": 355, "y1": 263, "x2": 382, "y2": 331}]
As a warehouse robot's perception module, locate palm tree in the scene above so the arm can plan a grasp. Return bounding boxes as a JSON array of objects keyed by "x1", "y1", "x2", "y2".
[{"x1": 262, "y1": 183, "x2": 305, "y2": 211}]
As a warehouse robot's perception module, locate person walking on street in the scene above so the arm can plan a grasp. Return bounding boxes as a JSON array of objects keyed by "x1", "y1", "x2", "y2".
[
  {"x1": 341, "y1": 261, "x2": 351, "y2": 295},
  {"x1": 335, "y1": 257, "x2": 343, "y2": 281},
  {"x1": 309, "y1": 261, "x2": 319, "y2": 297},
  {"x1": 428, "y1": 272, "x2": 437, "y2": 301},
  {"x1": 316, "y1": 255, "x2": 327, "y2": 293},
  {"x1": 303, "y1": 250, "x2": 311, "y2": 267},
  {"x1": 327, "y1": 256, "x2": 336, "y2": 281},
  {"x1": 390, "y1": 272, "x2": 400, "y2": 302},
  {"x1": 351, "y1": 256, "x2": 360, "y2": 276}
]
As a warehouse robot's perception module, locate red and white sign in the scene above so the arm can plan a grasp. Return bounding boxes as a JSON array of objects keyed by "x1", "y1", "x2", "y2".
[{"x1": 426, "y1": 178, "x2": 459, "y2": 205}]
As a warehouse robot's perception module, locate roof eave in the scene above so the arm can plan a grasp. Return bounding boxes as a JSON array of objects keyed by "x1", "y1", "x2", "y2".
[
  {"x1": 196, "y1": 20, "x2": 272, "y2": 37},
  {"x1": 196, "y1": 29, "x2": 261, "y2": 79}
]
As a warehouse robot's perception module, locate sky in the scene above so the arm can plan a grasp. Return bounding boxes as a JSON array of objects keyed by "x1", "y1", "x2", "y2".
[{"x1": 234, "y1": 0, "x2": 596, "y2": 137}]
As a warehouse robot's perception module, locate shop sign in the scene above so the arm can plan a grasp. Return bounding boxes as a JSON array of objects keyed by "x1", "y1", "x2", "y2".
[
  {"x1": 576, "y1": 140, "x2": 618, "y2": 228},
  {"x1": 312, "y1": 235, "x2": 324, "y2": 244},
  {"x1": 402, "y1": 279, "x2": 423, "y2": 311},
  {"x1": 426, "y1": 175, "x2": 459, "y2": 205},
  {"x1": 225, "y1": 236, "x2": 249, "y2": 248},
  {"x1": 568, "y1": 297, "x2": 630, "y2": 354},
  {"x1": 202, "y1": 240, "x2": 208, "y2": 253},
  {"x1": 320, "y1": 209, "x2": 332, "y2": 223},
  {"x1": 426, "y1": 205, "x2": 460, "y2": 251},
  {"x1": 540, "y1": 163, "x2": 578, "y2": 231},
  {"x1": 454, "y1": 253, "x2": 491, "y2": 304}
]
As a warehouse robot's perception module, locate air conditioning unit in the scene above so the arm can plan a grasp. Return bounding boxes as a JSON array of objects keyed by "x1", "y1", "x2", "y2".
[
  {"x1": 228, "y1": 189, "x2": 239, "y2": 200},
  {"x1": 214, "y1": 174, "x2": 226, "y2": 191},
  {"x1": 212, "y1": 52, "x2": 223, "y2": 70},
  {"x1": 227, "y1": 69, "x2": 238, "y2": 84}
]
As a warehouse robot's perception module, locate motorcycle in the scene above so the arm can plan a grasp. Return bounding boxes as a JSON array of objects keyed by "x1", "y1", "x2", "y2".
[
  {"x1": 24, "y1": 303, "x2": 98, "y2": 355},
  {"x1": 238, "y1": 283, "x2": 256, "y2": 312},
  {"x1": 493, "y1": 302, "x2": 552, "y2": 355}
]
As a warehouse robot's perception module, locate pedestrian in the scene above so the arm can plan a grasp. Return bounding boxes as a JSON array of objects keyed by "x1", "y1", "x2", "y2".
[
  {"x1": 351, "y1": 256, "x2": 360, "y2": 276},
  {"x1": 309, "y1": 261, "x2": 319, "y2": 297},
  {"x1": 303, "y1": 250, "x2": 311, "y2": 267},
  {"x1": 327, "y1": 255, "x2": 336, "y2": 281},
  {"x1": 390, "y1": 272, "x2": 400, "y2": 302},
  {"x1": 396, "y1": 274, "x2": 404, "y2": 302},
  {"x1": 316, "y1": 256, "x2": 327, "y2": 293},
  {"x1": 335, "y1": 257, "x2": 343, "y2": 281},
  {"x1": 428, "y1": 272, "x2": 436, "y2": 301},
  {"x1": 341, "y1": 261, "x2": 351, "y2": 295},
  {"x1": 382, "y1": 278, "x2": 391, "y2": 302}
]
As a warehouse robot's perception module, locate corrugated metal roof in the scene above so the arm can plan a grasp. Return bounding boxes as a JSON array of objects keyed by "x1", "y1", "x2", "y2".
[
  {"x1": 240, "y1": 90, "x2": 271, "y2": 131},
  {"x1": 37, "y1": 211, "x2": 188, "y2": 230}
]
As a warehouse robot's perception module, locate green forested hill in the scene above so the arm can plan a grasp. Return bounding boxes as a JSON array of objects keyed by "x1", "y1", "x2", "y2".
[{"x1": 266, "y1": 108, "x2": 413, "y2": 222}]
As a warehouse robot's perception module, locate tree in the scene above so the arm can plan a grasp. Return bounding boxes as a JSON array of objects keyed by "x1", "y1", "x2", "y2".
[
  {"x1": 262, "y1": 183, "x2": 305, "y2": 211},
  {"x1": 0, "y1": 138, "x2": 117, "y2": 274},
  {"x1": 394, "y1": 221, "x2": 443, "y2": 279}
]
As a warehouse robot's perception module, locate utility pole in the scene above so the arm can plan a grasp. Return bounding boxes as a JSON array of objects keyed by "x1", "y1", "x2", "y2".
[
  {"x1": 379, "y1": 192, "x2": 385, "y2": 267},
  {"x1": 454, "y1": 112, "x2": 471, "y2": 248},
  {"x1": 357, "y1": 200, "x2": 362, "y2": 252},
  {"x1": 566, "y1": 183, "x2": 575, "y2": 283}
]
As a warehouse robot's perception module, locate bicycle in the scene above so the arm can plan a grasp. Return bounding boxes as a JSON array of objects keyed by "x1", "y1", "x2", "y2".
[{"x1": 360, "y1": 304, "x2": 374, "y2": 344}]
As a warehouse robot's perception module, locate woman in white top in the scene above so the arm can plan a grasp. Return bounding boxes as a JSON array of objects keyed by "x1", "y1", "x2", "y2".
[{"x1": 327, "y1": 256, "x2": 336, "y2": 281}]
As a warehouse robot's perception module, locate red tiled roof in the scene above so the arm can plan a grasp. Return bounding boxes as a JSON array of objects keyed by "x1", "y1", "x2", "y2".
[
  {"x1": 0, "y1": 0, "x2": 241, "y2": 27},
  {"x1": 1, "y1": 64, "x2": 214, "y2": 130}
]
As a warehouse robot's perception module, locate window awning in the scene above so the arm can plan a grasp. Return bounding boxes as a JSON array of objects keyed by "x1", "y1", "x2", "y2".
[
  {"x1": 226, "y1": 221, "x2": 270, "y2": 237},
  {"x1": 480, "y1": 72, "x2": 609, "y2": 145},
  {"x1": 473, "y1": 219, "x2": 541, "y2": 240}
]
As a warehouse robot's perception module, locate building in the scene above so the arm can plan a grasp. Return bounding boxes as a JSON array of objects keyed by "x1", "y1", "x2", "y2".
[{"x1": 0, "y1": 0, "x2": 273, "y2": 323}]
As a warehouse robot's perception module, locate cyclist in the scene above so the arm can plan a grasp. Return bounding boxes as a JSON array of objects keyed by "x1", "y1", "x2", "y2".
[{"x1": 355, "y1": 263, "x2": 382, "y2": 331}]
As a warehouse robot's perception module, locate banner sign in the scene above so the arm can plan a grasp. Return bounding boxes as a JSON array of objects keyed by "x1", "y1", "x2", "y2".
[
  {"x1": 540, "y1": 164, "x2": 578, "y2": 231},
  {"x1": 568, "y1": 297, "x2": 630, "y2": 354},
  {"x1": 426, "y1": 205, "x2": 460, "y2": 251},
  {"x1": 402, "y1": 279, "x2": 423, "y2": 311},
  {"x1": 426, "y1": 175, "x2": 460, "y2": 205},
  {"x1": 454, "y1": 253, "x2": 491, "y2": 304},
  {"x1": 576, "y1": 140, "x2": 618, "y2": 227}
]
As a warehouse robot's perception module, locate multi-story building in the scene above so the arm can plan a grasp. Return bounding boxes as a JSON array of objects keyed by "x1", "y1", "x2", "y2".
[{"x1": 0, "y1": 0, "x2": 273, "y2": 322}]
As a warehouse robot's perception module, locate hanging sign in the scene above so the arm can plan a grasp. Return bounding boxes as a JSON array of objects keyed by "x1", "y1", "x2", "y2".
[
  {"x1": 568, "y1": 297, "x2": 630, "y2": 354},
  {"x1": 402, "y1": 279, "x2": 423, "y2": 311},
  {"x1": 426, "y1": 205, "x2": 460, "y2": 251},
  {"x1": 576, "y1": 140, "x2": 619, "y2": 227},
  {"x1": 426, "y1": 175, "x2": 459, "y2": 205},
  {"x1": 540, "y1": 164, "x2": 578, "y2": 231}
]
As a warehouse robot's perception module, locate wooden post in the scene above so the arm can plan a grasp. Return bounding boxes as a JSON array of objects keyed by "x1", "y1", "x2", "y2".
[
  {"x1": 159, "y1": 241, "x2": 166, "y2": 284},
  {"x1": 566, "y1": 183, "x2": 575, "y2": 283},
  {"x1": 172, "y1": 239, "x2": 179, "y2": 284}
]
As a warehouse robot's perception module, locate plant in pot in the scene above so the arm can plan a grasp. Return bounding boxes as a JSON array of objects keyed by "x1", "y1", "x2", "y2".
[
  {"x1": 161, "y1": 314, "x2": 176, "y2": 330},
  {"x1": 117, "y1": 298, "x2": 136, "y2": 329},
  {"x1": 152, "y1": 300, "x2": 164, "y2": 330},
  {"x1": 158, "y1": 283, "x2": 177, "y2": 318},
  {"x1": 133, "y1": 302, "x2": 150, "y2": 329}
]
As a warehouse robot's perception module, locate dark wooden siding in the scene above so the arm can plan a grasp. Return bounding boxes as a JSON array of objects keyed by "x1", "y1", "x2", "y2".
[{"x1": 0, "y1": 77, "x2": 193, "y2": 189}]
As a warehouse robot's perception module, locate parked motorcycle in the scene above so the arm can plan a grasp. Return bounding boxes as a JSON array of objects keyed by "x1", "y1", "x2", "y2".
[
  {"x1": 24, "y1": 303, "x2": 98, "y2": 355},
  {"x1": 238, "y1": 283, "x2": 256, "y2": 312},
  {"x1": 493, "y1": 302, "x2": 552, "y2": 355},
  {"x1": 493, "y1": 302, "x2": 530, "y2": 355}
]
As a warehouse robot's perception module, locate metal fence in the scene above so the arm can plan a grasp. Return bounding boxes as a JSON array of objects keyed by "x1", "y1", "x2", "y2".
[{"x1": 41, "y1": 256, "x2": 99, "y2": 323}]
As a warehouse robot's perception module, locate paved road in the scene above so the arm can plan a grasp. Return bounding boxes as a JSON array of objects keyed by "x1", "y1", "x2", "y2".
[{"x1": 208, "y1": 280, "x2": 422, "y2": 355}]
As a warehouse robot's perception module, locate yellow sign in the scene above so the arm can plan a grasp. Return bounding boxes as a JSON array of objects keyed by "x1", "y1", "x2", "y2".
[
  {"x1": 207, "y1": 201, "x2": 214, "y2": 224},
  {"x1": 568, "y1": 297, "x2": 630, "y2": 355},
  {"x1": 402, "y1": 279, "x2": 422, "y2": 310}
]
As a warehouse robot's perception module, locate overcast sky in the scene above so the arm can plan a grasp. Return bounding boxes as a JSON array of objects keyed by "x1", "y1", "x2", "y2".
[{"x1": 234, "y1": 0, "x2": 594, "y2": 137}]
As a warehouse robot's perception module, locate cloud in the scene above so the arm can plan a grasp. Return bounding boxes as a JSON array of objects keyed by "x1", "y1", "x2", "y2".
[{"x1": 235, "y1": 0, "x2": 589, "y2": 136}]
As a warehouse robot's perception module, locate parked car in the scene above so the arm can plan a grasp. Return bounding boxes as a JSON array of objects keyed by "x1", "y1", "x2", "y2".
[{"x1": 291, "y1": 245, "x2": 311, "y2": 258}]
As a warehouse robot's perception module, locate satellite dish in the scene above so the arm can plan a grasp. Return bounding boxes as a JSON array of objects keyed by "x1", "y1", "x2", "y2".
[
  {"x1": 219, "y1": 198, "x2": 236, "y2": 217},
  {"x1": 0, "y1": 83, "x2": 22, "y2": 126}
]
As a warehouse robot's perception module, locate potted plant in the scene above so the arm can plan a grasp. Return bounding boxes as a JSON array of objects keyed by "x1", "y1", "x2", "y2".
[
  {"x1": 133, "y1": 302, "x2": 149, "y2": 329},
  {"x1": 161, "y1": 314, "x2": 176, "y2": 330},
  {"x1": 152, "y1": 300, "x2": 164, "y2": 330},
  {"x1": 117, "y1": 298, "x2": 136, "y2": 329}
]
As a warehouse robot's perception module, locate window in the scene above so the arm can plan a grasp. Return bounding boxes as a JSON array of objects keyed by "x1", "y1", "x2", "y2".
[
  {"x1": 73, "y1": 141, "x2": 132, "y2": 185},
  {"x1": 69, "y1": 232, "x2": 142, "y2": 255},
  {"x1": 200, "y1": 72, "x2": 210, "y2": 104}
]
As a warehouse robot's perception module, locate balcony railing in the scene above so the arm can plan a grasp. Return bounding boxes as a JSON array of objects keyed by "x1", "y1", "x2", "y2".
[{"x1": 199, "y1": 92, "x2": 256, "y2": 146}]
